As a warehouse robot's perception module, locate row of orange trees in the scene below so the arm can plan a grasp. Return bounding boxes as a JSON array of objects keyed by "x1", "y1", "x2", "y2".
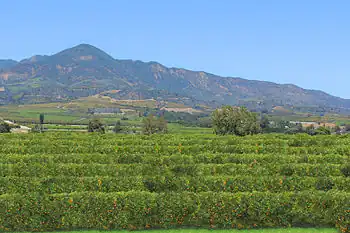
[{"x1": 0, "y1": 132, "x2": 349, "y2": 231}]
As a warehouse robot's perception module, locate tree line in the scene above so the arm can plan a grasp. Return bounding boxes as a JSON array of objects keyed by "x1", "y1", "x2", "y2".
[{"x1": 2, "y1": 107, "x2": 350, "y2": 136}]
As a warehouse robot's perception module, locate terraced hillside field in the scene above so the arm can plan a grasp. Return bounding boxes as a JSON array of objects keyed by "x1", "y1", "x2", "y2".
[{"x1": 0, "y1": 133, "x2": 349, "y2": 232}]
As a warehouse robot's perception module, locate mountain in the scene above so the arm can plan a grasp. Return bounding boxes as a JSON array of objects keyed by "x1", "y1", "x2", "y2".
[
  {"x1": 0, "y1": 59, "x2": 18, "y2": 70},
  {"x1": 0, "y1": 44, "x2": 349, "y2": 114}
]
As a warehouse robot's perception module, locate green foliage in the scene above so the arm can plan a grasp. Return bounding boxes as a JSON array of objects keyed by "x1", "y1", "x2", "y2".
[
  {"x1": 315, "y1": 177, "x2": 335, "y2": 191},
  {"x1": 142, "y1": 115, "x2": 167, "y2": 135},
  {"x1": 305, "y1": 125, "x2": 316, "y2": 135},
  {"x1": 113, "y1": 120, "x2": 122, "y2": 133},
  {"x1": 39, "y1": 113, "x2": 45, "y2": 133},
  {"x1": 0, "y1": 191, "x2": 348, "y2": 231},
  {"x1": 0, "y1": 122, "x2": 11, "y2": 133},
  {"x1": 260, "y1": 115, "x2": 270, "y2": 131},
  {"x1": 87, "y1": 119, "x2": 105, "y2": 133},
  {"x1": 143, "y1": 115, "x2": 157, "y2": 135},
  {"x1": 341, "y1": 164, "x2": 350, "y2": 177},
  {"x1": 30, "y1": 124, "x2": 42, "y2": 133},
  {"x1": 212, "y1": 106, "x2": 261, "y2": 136},
  {"x1": 156, "y1": 116, "x2": 168, "y2": 133},
  {"x1": 0, "y1": 133, "x2": 349, "y2": 231},
  {"x1": 315, "y1": 126, "x2": 331, "y2": 135},
  {"x1": 39, "y1": 113, "x2": 44, "y2": 125}
]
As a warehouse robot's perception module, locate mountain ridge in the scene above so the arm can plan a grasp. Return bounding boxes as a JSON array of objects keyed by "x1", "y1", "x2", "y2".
[{"x1": 0, "y1": 44, "x2": 349, "y2": 114}]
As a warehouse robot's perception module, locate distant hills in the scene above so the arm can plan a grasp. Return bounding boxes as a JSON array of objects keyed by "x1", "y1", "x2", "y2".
[
  {"x1": 0, "y1": 44, "x2": 349, "y2": 114},
  {"x1": 0, "y1": 59, "x2": 18, "y2": 69}
]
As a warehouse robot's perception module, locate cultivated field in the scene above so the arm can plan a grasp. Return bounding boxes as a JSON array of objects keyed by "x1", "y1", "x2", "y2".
[{"x1": 0, "y1": 133, "x2": 349, "y2": 232}]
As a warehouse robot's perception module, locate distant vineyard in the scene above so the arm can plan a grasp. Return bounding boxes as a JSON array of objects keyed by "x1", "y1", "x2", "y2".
[{"x1": 0, "y1": 133, "x2": 349, "y2": 232}]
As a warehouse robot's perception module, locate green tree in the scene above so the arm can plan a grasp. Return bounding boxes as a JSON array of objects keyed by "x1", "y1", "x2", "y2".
[
  {"x1": 260, "y1": 115, "x2": 270, "y2": 131},
  {"x1": 0, "y1": 122, "x2": 11, "y2": 133},
  {"x1": 156, "y1": 116, "x2": 168, "y2": 133},
  {"x1": 305, "y1": 125, "x2": 316, "y2": 135},
  {"x1": 39, "y1": 113, "x2": 45, "y2": 132},
  {"x1": 143, "y1": 114, "x2": 157, "y2": 135},
  {"x1": 277, "y1": 120, "x2": 291, "y2": 129},
  {"x1": 212, "y1": 106, "x2": 261, "y2": 136},
  {"x1": 142, "y1": 115, "x2": 167, "y2": 135},
  {"x1": 88, "y1": 119, "x2": 105, "y2": 133},
  {"x1": 113, "y1": 121, "x2": 122, "y2": 133},
  {"x1": 315, "y1": 126, "x2": 331, "y2": 135}
]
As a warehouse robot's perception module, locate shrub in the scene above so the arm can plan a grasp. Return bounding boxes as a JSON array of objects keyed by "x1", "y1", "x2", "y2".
[
  {"x1": 0, "y1": 191, "x2": 348, "y2": 231},
  {"x1": 88, "y1": 119, "x2": 105, "y2": 133},
  {"x1": 113, "y1": 121, "x2": 122, "y2": 133},
  {"x1": 315, "y1": 126, "x2": 331, "y2": 135},
  {"x1": 315, "y1": 177, "x2": 334, "y2": 191},
  {"x1": 0, "y1": 122, "x2": 11, "y2": 133},
  {"x1": 341, "y1": 164, "x2": 350, "y2": 177},
  {"x1": 30, "y1": 124, "x2": 42, "y2": 133},
  {"x1": 280, "y1": 164, "x2": 295, "y2": 176}
]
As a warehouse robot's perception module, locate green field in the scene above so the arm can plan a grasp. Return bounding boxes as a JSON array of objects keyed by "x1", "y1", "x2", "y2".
[{"x1": 0, "y1": 133, "x2": 349, "y2": 232}]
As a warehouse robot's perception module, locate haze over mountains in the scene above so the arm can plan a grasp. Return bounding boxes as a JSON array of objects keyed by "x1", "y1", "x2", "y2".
[{"x1": 0, "y1": 44, "x2": 349, "y2": 113}]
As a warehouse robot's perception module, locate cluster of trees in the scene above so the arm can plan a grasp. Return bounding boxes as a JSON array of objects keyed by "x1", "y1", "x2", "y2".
[
  {"x1": 0, "y1": 121, "x2": 21, "y2": 133},
  {"x1": 0, "y1": 122, "x2": 11, "y2": 133},
  {"x1": 211, "y1": 106, "x2": 350, "y2": 136},
  {"x1": 87, "y1": 115, "x2": 168, "y2": 135},
  {"x1": 212, "y1": 106, "x2": 261, "y2": 136},
  {"x1": 139, "y1": 108, "x2": 211, "y2": 128},
  {"x1": 2, "y1": 107, "x2": 350, "y2": 137},
  {"x1": 87, "y1": 119, "x2": 106, "y2": 133},
  {"x1": 142, "y1": 115, "x2": 168, "y2": 135},
  {"x1": 264, "y1": 119, "x2": 337, "y2": 135}
]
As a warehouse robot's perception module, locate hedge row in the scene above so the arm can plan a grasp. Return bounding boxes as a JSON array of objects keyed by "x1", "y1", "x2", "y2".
[
  {"x1": 0, "y1": 191, "x2": 349, "y2": 232},
  {"x1": 2, "y1": 143, "x2": 350, "y2": 155},
  {"x1": 0, "y1": 163, "x2": 343, "y2": 177},
  {"x1": 0, "y1": 153, "x2": 347, "y2": 165},
  {"x1": 1, "y1": 133, "x2": 350, "y2": 155},
  {"x1": 0, "y1": 132, "x2": 348, "y2": 146},
  {"x1": 0, "y1": 175, "x2": 349, "y2": 194}
]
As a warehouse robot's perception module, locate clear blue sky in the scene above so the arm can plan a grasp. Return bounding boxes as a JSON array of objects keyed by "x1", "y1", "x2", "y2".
[{"x1": 1, "y1": 0, "x2": 349, "y2": 98}]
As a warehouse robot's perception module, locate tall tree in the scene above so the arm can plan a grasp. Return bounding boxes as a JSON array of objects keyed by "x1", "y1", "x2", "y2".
[
  {"x1": 260, "y1": 115, "x2": 270, "y2": 131},
  {"x1": 0, "y1": 122, "x2": 11, "y2": 133},
  {"x1": 156, "y1": 116, "x2": 168, "y2": 133},
  {"x1": 212, "y1": 106, "x2": 261, "y2": 136},
  {"x1": 39, "y1": 113, "x2": 44, "y2": 133},
  {"x1": 142, "y1": 114, "x2": 157, "y2": 135}
]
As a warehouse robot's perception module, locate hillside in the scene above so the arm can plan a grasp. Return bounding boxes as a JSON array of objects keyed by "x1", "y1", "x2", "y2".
[
  {"x1": 0, "y1": 59, "x2": 18, "y2": 70},
  {"x1": 1, "y1": 44, "x2": 350, "y2": 114}
]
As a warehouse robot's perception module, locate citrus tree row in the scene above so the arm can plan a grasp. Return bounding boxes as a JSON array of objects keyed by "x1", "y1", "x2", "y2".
[
  {"x1": 0, "y1": 163, "x2": 345, "y2": 177},
  {"x1": 0, "y1": 191, "x2": 348, "y2": 232},
  {"x1": 0, "y1": 153, "x2": 348, "y2": 165},
  {"x1": 0, "y1": 175, "x2": 349, "y2": 194}
]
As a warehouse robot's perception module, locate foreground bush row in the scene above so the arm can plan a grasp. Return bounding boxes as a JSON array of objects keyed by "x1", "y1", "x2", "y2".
[
  {"x1": 0, "y1": 191, "x2": 349, "y2": 232},
  {"x1": 0, "y1": 175, "x2": 349, "y2": 194},
  {"x1": 0, "y1": 163, "x2": 345, "y2": 177},
  {"x1": 0, "y1": 153, "x2": 348, "y2": 164},
  {"x1": 2, "y1": 144, "x2": 350, "y2": 155}
]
